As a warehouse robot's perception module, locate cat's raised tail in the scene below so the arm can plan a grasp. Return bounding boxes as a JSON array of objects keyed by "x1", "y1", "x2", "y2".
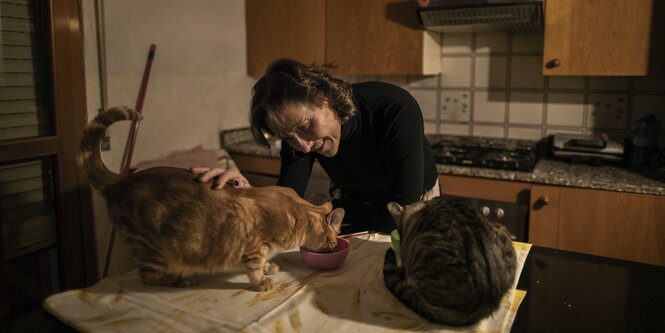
[
  {"x1": 77, "y1": 107, "x2": 142, "y2": 191},
  {"x1": 383, "y1": 247, "x2": 495, "y2": 327}
]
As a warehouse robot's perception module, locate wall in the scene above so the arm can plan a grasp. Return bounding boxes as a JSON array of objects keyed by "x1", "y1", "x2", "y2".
[
  {"x1": 80, "y1": 0, "x2": 256, "y2": 276},
  {"x1": 347, "y1": 32, "x2": 665, "y2": 144}
]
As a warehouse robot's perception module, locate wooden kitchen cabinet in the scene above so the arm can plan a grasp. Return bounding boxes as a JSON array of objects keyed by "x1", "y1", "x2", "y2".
[
  {"x1": 245, "y1": 0, "x2": 441, "y2": 76},
  {"x1": 543, "y1": 0, "x2": 665, "y2": 76},
  {"x1": 245, "y1": 0, "x2": 325, "y2": 76},
  {"x1": 233, "y1": 154, "x2": 280, "y2": 187},
  {"x1": 529, "y1": 185, "x2": 665, "y2": 266}
]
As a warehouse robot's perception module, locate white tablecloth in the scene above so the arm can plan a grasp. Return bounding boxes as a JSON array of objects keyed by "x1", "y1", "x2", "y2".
[{"x1": 44, "y1": 234, "x2": 531, "y2": 332}]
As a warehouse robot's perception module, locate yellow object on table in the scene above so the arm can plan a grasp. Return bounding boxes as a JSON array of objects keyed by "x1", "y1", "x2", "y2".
[{"x1": 43, "y1": 235, "x2": 531, "y2": 332}]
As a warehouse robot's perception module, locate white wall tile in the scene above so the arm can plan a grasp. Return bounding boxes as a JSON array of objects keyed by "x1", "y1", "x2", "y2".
[
  {"x1": 473, "y1": 91, "x2": 506, "y2": 122},
  {"x1": 441, "y1": 57, "x2": 472, "y2": 87},
  {"x1": 408, "y1": 75, "x2": 439, "y2": 88},
  {"x1": 441, "y1": 33, "x2": 473, "y2": 54},
  {"x1": 358, "y1": 75, "x2": 379, "y2": 82},
  {"x1": 475, "y1": 56, "x2": 507, "y2": 88},
  {"x1": 441, "y1": 123, "x2": 471, "y2": 136},
  {"x1": 472, "y1": 125, "x2": 504, "y2": 137},
  {"x1": 634, "y1": 76, "x2": 665, "y2": 91},
  {"x1": 440, "y1": 90, "x2": 471, "y2": 121},
  {"x1": 510, "y1": 56, "x2": 544, "y2": 88},
  {"x1": 512, "y1": 33, "x2": 543, "y2": 53},
  {"x1": 509, "y1": 92, "x2": 543, "y2": 124},
  {"x1": 424, "y1": 122, "x2": 438, "y2": 134},
  {"x1": 549, "y1": 76, "x2": 585, "y2": 89},
  {"x1": 546, "y1": 128, "x2": 584, "y2": 136},
  {"x1": 476, "y1": 32, "x2": 508, "y2": 54},
  {"x1": 589, "y1": 77, "x2": 630, "y2": 90},
  {"x1": 586, "y1": 94, "x2": 628, "y2": 129},
  {"x1": 631, "y1": 94, "x2": 665, "y2": 123},
  {"x1": 378, "y1": 75, "x2": 407, "y2": 88},
  {"x1": 546, "y1": 93, "x2": 585, "y2": 126},
  {"x1": 411, "y1": 89, "x2": 438, "y2": 121},
  {"x1": 508, "y1": 127, "x2": 543, "y2": 140},
  {"x1": 337, "y1": 75, "x2": 358, "y2": 83}
]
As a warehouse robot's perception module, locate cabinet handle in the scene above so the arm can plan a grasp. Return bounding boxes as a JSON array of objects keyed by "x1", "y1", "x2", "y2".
[
  {"x1": 545, "y1": 59, "x2": 560, "y2": 69},
  {"x1": 533, "y1": 196, "x2": 549, "y2": 210}
]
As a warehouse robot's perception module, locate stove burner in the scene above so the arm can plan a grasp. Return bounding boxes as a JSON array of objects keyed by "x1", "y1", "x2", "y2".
[{"x1": 432, "y1": 139, "x2": 541, "y2": 172}]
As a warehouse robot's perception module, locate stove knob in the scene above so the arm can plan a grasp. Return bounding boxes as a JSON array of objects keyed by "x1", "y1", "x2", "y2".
[
  {"x1": 495, "y1": 208, "x2": 505, "y2": 219},
  {"x1": 481, "y1": 206, "x2": 491, "y2": 216}
]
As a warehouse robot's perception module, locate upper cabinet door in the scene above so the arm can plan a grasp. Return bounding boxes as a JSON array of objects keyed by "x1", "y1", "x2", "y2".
[
  {"x1": 245, "y1": 0, "x2": 325, "y2": 77},
  {"x1": 325, "y1": 0, "x2": 438, "y2": 75},
  {"x1": 543, "y1": 0, "x2": 663, "y2": 76},
  {"x1": 245, "y1": 0, "x2": 440, "y2": 76}
]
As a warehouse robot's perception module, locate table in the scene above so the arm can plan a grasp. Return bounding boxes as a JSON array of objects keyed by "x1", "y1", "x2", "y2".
[
  {"x1": 512, "y1": 246, "x2": 665, "y2": 332},
  {"x1": 43, "y1": 235, "x2": 530, "y2": 332}
]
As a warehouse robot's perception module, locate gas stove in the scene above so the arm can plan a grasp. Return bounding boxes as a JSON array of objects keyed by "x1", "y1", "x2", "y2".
[{"x1": 431, "y1": 136, "x2": 542, "y2": 172}]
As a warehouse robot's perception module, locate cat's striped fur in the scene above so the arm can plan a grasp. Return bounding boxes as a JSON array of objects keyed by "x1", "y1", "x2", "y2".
[
  {"x1": 383, "y1": 198, "x2": 517, "y2": 326},
  {"x1": 78, "y1": 107, "x2": 344, "y2": 291}
]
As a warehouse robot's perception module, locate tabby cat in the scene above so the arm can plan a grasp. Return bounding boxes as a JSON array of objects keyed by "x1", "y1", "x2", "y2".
[
  {"x1": 78, "y1": 107, "x2": 344, "y2": 291},
  {"x1": 383, "y1": 198, "x2": 517, "y2": 326}
]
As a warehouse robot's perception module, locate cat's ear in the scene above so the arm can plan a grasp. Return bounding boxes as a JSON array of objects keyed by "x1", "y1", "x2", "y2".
[
  {"x1": 327, "y1": 207, "x2": 345, "y2": 230},
  {"x1": 387, "y1": 202, "x2": 404, "y2": 218}
]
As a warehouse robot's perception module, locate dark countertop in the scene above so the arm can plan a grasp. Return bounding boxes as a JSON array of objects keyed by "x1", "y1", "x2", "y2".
[
  {"x1": 513, "y1": 246, "x2": 665, "y2": 332},
  {"x1": 221, "y1": 129, "x2": 665, "y2": 197}
]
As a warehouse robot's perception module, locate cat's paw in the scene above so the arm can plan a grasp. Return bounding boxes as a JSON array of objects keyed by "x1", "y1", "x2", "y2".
[
  {"x1": 253, "y1": 277, "x2": 274, "y2": 292},
  {"x1": 263, "y1": 262, "x2": 279, "y2": 275},
  {"x1": 176, "y1": 276, "x2": 199, "y2": 287}
]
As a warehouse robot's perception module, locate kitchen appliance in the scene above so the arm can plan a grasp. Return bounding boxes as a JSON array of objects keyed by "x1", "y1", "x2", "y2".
[
  {"x1": 431, "y1": 136, "x2": 541, "y2": 172},
  {"x1": 415, "y1": 0, "x2": 544, "y2": 33},
  {"x1": 442, "y1": 195, "x2": 528, "y2": 242},
  {"x1": 549, "y1": 133, "x2": 624, "y2": 165}
]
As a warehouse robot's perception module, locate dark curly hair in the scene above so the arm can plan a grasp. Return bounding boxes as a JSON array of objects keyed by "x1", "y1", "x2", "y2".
[{"x1": 249, "y1": 58, "x2": 356, "y2": 150}]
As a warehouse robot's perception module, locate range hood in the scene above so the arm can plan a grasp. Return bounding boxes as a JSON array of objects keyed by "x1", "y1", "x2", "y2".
[{"x1": 415, "y1": 0, "x2": 543, "y2": 33}]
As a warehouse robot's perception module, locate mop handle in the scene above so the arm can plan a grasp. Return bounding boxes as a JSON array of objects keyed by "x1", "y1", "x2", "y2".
[{"x1": 122, "y1": 44, "x2": 156, "y2": 175}]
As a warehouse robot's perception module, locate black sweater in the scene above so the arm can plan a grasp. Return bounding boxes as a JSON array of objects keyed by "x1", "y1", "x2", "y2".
[{"x1": 277, "y1": 81, "x2": 438, "y2": 233}]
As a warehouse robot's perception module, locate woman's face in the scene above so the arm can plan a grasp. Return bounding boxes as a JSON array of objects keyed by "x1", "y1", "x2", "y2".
[{"x1": 267, "y1": 102, "x2": 341, "y2": 157}]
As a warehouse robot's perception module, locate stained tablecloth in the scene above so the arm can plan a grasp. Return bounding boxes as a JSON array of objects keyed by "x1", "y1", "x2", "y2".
[{"x1": 44, "y1": 234, "x2": 531, "y2": 332}]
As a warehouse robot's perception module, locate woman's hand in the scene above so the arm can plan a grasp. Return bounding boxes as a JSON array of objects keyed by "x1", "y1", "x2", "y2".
[{"x1": 190, "y1": 166, "x2": 252, "y2": 189}]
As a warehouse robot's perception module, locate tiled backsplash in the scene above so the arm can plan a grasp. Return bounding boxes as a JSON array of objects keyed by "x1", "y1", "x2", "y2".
[{"x1": 342, "y1": 32, "x2": 665, "y2": 144}]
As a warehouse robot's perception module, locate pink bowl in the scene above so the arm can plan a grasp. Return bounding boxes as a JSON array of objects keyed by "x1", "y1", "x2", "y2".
[{"x1": 299, "y1": 237, "x2": 350, "y2": 270}]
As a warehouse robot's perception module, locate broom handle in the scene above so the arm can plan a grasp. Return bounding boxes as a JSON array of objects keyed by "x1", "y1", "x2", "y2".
[
  {"x1": 103, "y1": 44, "x2": 155, "y2": 278},
  {"x1": 122, "y1": 44, "x2": 156, "y2": 175}
]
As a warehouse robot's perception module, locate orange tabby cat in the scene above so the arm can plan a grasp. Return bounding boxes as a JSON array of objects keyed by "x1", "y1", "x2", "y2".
[{"x1": 77, "y1": 107, "x2": 344, "y2": 291}]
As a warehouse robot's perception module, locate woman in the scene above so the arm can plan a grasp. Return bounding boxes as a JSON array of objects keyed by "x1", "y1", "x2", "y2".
[{"x1": 194, "y1": 59, "x2": 439, "y2": 234}]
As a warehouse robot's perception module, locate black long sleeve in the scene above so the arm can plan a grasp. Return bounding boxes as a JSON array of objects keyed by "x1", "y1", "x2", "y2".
[{"x1": 277, "y1": 81, "x2": 438, "y2": 233}]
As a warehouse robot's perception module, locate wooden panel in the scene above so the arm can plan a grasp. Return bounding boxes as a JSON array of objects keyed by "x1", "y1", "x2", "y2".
[
  {"x1": 49, "y1": 0, "x2": 98, "y2": 288},
  {"x1": 438, "y1": 174, "x2": 531, "y2": 204},
  {"x1": 557, "y1": 188, "x2": 665, "y2": 266},
  {"x1": 543, "y1": 0, "x2": 654, "y2": 75},
  {"x1": 528, "y1": 185, "x2": 561, "y2": 248},
  {"x1": 325, "y1": 0, "x2": 424, "y2": 75},
  {"x1": 233, "y1": 154, "x2": 281, "y2": 176},
  {"x1": 245, "y1": 173, "x2": 279, "y2": 187},
  {"x1": 245, "y1": 0, "x2": 325, "y2": 76}
]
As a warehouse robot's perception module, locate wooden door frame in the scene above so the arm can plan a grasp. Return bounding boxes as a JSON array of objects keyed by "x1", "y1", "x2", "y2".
[{"x1": 0, "y1": 0, "x2": 98, "y2": 292}]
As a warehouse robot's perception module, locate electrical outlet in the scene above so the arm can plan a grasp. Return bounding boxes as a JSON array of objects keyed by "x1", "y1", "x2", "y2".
[
  {"x1": 440, "y1": 91, "x2": 470, "y2": 121},
  {"x1": 98, "y1": 108, "x2": 111, "y2": 151},
  {"x1": 586, "y1": 94, "x2": 628, "y2": 129}
]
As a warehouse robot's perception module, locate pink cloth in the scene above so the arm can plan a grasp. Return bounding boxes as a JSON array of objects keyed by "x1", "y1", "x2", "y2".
[{"x1": 132, "y1": 145, "x2": 231, "y2": 171}]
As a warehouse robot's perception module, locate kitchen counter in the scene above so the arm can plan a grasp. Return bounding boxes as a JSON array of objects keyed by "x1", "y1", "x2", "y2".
[
  {"x1": 221, "y1": 129, "x2": 665, "y2": 197},
  {"x1": 513, "y1": 246, "x2": 665, "y2": 332}
]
